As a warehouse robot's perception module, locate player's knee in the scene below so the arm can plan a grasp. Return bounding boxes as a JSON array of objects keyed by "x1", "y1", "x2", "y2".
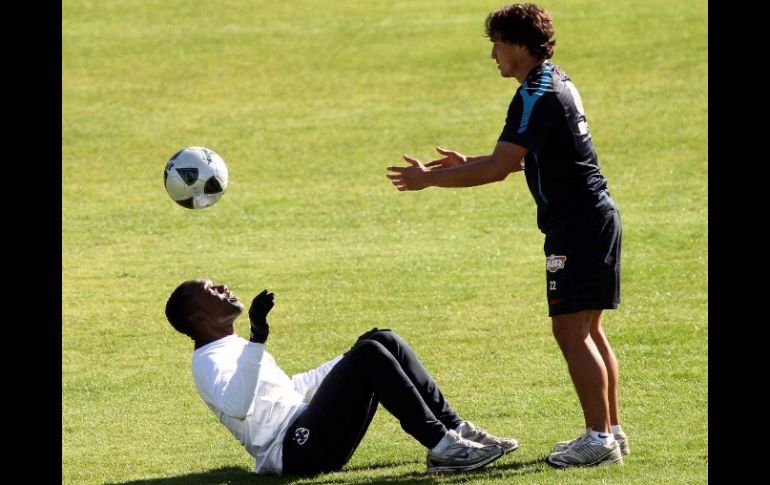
[
  {"x1": 350, "y1": 339, "x2": 390, "y2": 361},
  {"x1": 359, "y1": 340, "x2": 400, "y2": 373},
  {"x1": 367, "y1": 328, "x2": 397, "y2": 346},
  {"x1": 368, "y1": 329, "x2": 413, "y2": 358}
]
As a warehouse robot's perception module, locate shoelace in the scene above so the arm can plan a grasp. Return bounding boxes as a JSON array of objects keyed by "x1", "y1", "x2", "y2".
[
  {"x1": 458, "y1": 436, "x2": 485, "y2": 450},
  {"x1": 468, "y1": 424, "x2": 516, "y2": 445},
  {"x1": 465, "y1": 424, "x2": 489, "y2": 440}
]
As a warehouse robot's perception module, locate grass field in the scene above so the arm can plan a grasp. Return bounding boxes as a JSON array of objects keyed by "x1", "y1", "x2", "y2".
[{"x1": 62, "y1": 0, "x2": 708, "y2": 483}]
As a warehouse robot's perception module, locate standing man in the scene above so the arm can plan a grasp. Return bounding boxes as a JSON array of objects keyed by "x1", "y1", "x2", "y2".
[
  {"x1": 386, "y1": 3, "x2": 627, "y2": 468},
  {"x1": 164, "y1": 279, "x2": 518, "y2": 475}
]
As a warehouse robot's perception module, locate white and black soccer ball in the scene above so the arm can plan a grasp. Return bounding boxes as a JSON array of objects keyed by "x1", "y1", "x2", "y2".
[{"x1": 163, "y1": 146, "x2": 228, "y2": 209}]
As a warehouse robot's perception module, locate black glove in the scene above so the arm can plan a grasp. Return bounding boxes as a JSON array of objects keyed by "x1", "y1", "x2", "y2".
[{"x1": 248, "y1": 289, "x2": 274, "y2": 344}]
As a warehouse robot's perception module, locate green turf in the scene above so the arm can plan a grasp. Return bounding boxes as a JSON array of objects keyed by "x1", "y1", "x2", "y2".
[{"x1": 62, "y1": 1, "x2": 707, "y2": 483}]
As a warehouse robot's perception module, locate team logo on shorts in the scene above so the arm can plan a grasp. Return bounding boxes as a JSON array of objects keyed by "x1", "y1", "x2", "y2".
[
  {"x1": 546, "y1": 254, "x2": 567, "y2": 273},
  {"x1": 294, "y1": 427, "x2": 310, "y2": 445}
]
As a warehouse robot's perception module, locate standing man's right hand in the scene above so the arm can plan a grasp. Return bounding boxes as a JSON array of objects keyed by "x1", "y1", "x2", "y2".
[
  {"x1": 249, "y1": 290, "x2": 274, "y2": 344},
  {"x1": 425, "y1": 146, "x2": 467, "y2": 169},
  {"x1": 386, "y1": 155, "x2": 431, "y2": 191}
]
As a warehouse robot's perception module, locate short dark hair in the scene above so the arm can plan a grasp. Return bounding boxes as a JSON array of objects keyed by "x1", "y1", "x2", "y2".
[
  {"x1": 165, "y1": 281, "x2": 199, "y2": 337},
  {"x1": 485, "y1": 3, "x2": 556, "y2": 60}
]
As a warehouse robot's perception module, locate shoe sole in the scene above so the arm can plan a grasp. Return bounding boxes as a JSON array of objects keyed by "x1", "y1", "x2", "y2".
[
  {"x1": 427, "y1": 448, "x2": 505, "y2": 473},
  {"x1": 546, "y1": 454, "x2": 623, "y2": 469}
]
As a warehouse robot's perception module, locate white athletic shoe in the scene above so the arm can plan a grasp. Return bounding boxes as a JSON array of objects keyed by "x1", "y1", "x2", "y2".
[
  {"x1": 554, "y1": 429, "x2": 630, "y2": 455},
  {"x1": 547, "y1": 432, "x2": 623, "y2": 468},
  {"x1": 426, "y1": 429, "x2": 505, "y2": 473},
  {"x1": 456, "y1": 421, "x2": 520, "y2": 454}
]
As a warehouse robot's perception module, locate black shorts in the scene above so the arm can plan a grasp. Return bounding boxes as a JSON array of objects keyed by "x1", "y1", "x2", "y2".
[{"x1": 543, "y1": 195, "x2": 621, "y2": 317}]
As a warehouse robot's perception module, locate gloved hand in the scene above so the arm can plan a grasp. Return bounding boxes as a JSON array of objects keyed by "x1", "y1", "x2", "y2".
[{"x1": 248, "y1": 289, "x2": 274, "y2": 344}]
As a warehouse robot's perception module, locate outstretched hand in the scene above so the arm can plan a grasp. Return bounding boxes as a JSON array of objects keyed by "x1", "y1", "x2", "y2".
[
  {"x1": 386, "y1": 154, "x2": 430, "y2": 191},
  {"x1": 424, "y1": 146, "x2": 467, "y2": 169},
  {"x1": 248, "y1": 289, "x2": 274, "y2": 344}
]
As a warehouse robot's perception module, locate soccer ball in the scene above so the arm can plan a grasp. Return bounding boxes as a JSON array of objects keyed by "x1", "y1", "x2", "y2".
[{"x1": 163, "y1": 146, "x2": 229, "y2": 209}]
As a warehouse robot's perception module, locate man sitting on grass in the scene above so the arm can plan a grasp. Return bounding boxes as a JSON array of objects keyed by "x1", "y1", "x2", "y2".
[{"x1": 165, "y1": 279, "x2": 519, "y2": 475}]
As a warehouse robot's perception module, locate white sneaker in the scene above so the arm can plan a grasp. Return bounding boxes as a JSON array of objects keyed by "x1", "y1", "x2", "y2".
[
  {"x1": 426, "y1": 430, "x2": 504, "y2": 473},
  {"x1": 552, "y1": 429, "x2": 589, "y2": 453},
  {"x1": 554, "y1": 429, "x2": 630, "y2": 455},
  {"x1": 456, "y1": 421, "x2": 520, "y2": 454},
  {"x1": 546, "y1": 432, "x2": 623, "y2": 468}
]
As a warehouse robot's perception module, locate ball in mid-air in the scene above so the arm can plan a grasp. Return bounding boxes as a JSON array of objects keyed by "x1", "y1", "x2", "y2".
[{"x1": 163, "y1": 146, "x2": 228, "y2": 209}]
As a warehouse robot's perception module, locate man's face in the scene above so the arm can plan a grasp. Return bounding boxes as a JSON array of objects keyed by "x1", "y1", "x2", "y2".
[
  {"x1": 490, "y1": 37, "x2": 526, "y2": 78},
  {"x1": 185, "y1": 279, "x2": 244, "y2": 325}
]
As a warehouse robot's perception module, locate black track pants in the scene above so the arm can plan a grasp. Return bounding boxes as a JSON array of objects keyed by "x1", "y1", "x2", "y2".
[{"x1": 281, "y1": 329, "x2": 462, "y2": 474}]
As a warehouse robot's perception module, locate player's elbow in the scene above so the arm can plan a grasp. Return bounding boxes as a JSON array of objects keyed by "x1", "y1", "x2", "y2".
[
  {"x1": 487, "y1": 158, "x2": 517, "y2": 182},
  {"x1": 225, "y1": 409, "x2": 249, "y2": 421},
  {"x1": 490, "y1": 167, "x2": 512, "y2": 182},
  {"x1": 222, "y1": 403, "x2": 250, "y2": 420}
]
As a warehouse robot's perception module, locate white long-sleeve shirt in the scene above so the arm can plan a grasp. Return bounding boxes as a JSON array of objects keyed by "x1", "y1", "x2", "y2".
[{"x1": 192, "y1": 334, "x2": 343, "y2": 474}]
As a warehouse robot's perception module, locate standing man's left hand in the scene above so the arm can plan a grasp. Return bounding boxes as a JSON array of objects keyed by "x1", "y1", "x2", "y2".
[{"x1": 386, "y1": 155, "x2": 431, "y2": 191}]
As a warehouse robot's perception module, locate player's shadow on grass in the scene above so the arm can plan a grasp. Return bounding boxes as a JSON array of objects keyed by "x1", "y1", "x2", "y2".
[
  {"x1": 104, "y1": 467, "x2": 292, "y2": 485},
  {"x1": 321, "y1": 457, "x2": 549, "y2": 484},
  {"x1": 105, "y1": 457, "x2": 548, "y2": 485}
]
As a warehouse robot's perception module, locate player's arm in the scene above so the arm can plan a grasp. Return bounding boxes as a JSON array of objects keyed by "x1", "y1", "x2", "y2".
[
  {"x1": 387, "y1": 141, "x2": 527, "y2": 191},
  {"x1": 209, "y1": 290, "x2": 275, "y2": 420},
  {"x1": 198, "y1": 343, "x2": 265, "y2": 420}
]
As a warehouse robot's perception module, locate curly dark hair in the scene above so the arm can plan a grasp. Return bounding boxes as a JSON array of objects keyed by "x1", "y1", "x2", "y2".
[
  {"x1": 485, "y1": 3, "x2": 556, "y2": 60},
  {"x1": 165, "y1": 280, "x2": 199, "y2": 337}
]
